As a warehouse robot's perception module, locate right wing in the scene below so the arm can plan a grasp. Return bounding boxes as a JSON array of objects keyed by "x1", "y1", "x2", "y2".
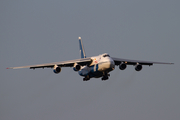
[{"x1": 7, "y1": 57, "x2": 92, "y2": 69}]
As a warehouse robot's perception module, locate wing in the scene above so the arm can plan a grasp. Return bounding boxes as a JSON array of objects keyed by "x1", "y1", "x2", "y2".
[
  {"x1": 111, "y1": 57, "x2": 174, "y2": 66},
  {"x1": 7, "y1": 57, "x2": 92, "y2": 69}
]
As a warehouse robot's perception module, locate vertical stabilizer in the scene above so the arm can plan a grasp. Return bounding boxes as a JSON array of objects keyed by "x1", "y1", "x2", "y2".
[{"x1": 79, "y1": 37, "x2": 86, "y2": 58}]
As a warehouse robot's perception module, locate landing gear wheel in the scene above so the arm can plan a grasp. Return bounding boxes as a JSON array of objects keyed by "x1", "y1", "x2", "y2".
[
  {"x1": 101, "y1": 76, "x2": 109, "y2": 81},
  {"x1": 83, "y1": 78, "x2": 89, "y2": 81},
  {"x1": 83, "y1": 75, "x2": 90, "y2": 81},
  {"x1": 101, "y1": 72, "x2": 109, "y2": 81}
]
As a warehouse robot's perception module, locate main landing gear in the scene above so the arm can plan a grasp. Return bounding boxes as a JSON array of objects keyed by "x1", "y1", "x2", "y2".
[
  {"x1": 83, "y1": 75, "x2": 90, "y2": 81},
  {"x1": 101, "y1": 73, "x2": 110, "y2": 81},
  {"x1": 83, "y1": 74, "x2": 110, "y2": 81}
]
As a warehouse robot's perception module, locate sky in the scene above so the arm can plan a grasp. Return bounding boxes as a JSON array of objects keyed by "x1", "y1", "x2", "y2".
[{"x1": 0, "y1": 0, "x2": 180, "y2": 120}]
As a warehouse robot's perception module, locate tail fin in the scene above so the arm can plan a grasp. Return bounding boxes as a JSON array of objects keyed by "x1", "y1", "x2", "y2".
[{"x1": 79, "y1": 37, "x2": 86, "y2": 58}]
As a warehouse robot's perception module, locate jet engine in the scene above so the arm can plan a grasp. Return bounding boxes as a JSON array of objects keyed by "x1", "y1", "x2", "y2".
[
  {"x1": 119, "y1": 62, "x2": 127, "y2": 70},
  {"x1": 135, "y1": 64, "x2": 142, "y2": 71},
  {"x1": 73, "y1": 63, "x2": 81, "y2": 71},
  {"x1": 53, "y1": 65, "x2": 61, "y2": 74}
]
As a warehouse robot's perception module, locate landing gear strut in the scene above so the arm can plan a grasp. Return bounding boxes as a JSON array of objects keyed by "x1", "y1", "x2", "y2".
[
  {"x1": 101, "y1": 73, "x2": 110, "y2": 81},
  {"x1": 83, "y1": 75, "x2": 90, "y2": 81}
]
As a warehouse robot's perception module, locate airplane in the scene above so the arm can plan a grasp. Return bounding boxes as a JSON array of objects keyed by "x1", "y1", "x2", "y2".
[{"x1": 7, "y1": 37, "x2": 174, "y2": 81}]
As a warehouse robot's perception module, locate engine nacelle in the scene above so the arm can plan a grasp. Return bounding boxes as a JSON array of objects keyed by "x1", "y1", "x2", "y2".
[
  {"x1": 119, "y1": 62, "x2": 127, "y2": 70},
  {"x1": 73, "y1": 63, "x2": 81, "y2": 71},
  {"x1": 53, "y1": 65, "x2": 61, "y2": 74},
  {"x1": 135, "y1": 64, "x2": 142, "y2": 71}
]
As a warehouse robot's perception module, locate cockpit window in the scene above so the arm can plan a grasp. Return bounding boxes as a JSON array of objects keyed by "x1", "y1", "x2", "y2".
[{"x1": 103, "y1": 54, "x2": 110, "y2": 57}]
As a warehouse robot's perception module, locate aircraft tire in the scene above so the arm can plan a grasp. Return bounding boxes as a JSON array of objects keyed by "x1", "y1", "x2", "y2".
[
  {"x1": 83, "y1": 77, "x2": 90, "y2": 81},
  {"x1": 101, "y1": 76, "x2": 109, "y2": 81}
]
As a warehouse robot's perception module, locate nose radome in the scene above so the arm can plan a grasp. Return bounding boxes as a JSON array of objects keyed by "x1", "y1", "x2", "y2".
[
  {"x1": 108, "y1": 57, "x2": 115, "y2": 67},
  {"x1": 110, "y1": 60, "x2": 115, "y2": 69}
]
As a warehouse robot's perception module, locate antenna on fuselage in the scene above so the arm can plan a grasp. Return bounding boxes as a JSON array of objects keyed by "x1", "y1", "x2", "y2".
[{"x1": 79, "y1": 37, "x2": 86, "y2": 58}]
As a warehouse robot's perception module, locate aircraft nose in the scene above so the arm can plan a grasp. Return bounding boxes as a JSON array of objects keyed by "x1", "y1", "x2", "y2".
[
  {"x1": 107, "y1": 57, "x2": 115, "y2": 69},
  {"x1": 110, "y1": 59, "x2": 115, "y2": 69}
]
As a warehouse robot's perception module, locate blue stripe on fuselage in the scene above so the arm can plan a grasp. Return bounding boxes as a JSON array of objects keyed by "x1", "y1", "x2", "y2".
[{"x1": 96, "y1": 64, "x2": 98, "y2": 71}]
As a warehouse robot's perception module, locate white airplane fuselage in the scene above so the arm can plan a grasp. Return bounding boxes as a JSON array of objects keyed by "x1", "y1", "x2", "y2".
[{"x1": 78, "y1": 53, "x2": 115, "y2": 78}]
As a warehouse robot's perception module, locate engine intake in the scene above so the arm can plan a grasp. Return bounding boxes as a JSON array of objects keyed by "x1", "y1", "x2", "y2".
[
  {"x1": 135, "y1": 64, "x2": 142, "y2": 71},
  {"x1": 73, "y1": 63, "x2": 81, "y2": 71},
  {"x1": 119, "y1": 62, "x2": 127, "y2": 70},
  {"x1": 53, "y1": 65, "x2": 61, "y2": 74}
]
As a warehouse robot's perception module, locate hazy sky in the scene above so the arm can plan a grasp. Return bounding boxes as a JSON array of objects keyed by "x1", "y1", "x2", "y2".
[{"x1": 1, "y1": 0, "x2": 180, "y2": 120}]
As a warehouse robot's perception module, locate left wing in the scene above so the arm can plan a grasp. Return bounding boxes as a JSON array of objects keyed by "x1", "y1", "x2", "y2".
[
  {"x1": 7, "y1": 57, "x2": 92, "y2": 69},
  {"x1": 111, "y1": 57, "x2": 174, "y2": 66}
]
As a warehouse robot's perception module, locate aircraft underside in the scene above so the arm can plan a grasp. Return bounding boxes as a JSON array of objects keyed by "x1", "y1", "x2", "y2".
[{"x1": 78, "y1": 64, "x2": 114, "y2": 81}]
